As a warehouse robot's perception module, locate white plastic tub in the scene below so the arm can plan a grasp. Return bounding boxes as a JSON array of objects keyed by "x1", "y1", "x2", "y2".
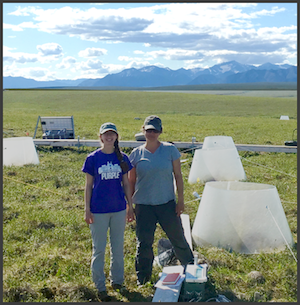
[{"x1": 192, "y1": 181, "x2": 294, "y2": 254}]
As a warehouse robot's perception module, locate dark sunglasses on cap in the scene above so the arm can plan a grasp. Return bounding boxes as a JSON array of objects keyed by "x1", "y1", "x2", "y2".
[{"x1": 146, "y1": 129, "x2": 160, "y2": 133}]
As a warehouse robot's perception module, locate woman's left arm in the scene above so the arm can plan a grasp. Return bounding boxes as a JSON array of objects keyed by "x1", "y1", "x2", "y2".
[
  {"x1": 122, "y1": 173, "x2": 135, "y2": 222},
  {"x1": 173, "y1": 158, "x2": 184, "y2": 217}
]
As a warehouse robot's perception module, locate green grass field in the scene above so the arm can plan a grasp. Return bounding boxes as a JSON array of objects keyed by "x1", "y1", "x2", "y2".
[{"x1": 3, "y1": 90, "x2": 297, "y2": 302}]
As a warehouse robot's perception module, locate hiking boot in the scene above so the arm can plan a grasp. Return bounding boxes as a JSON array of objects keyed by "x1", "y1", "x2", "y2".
[
  {"x1": 97, "y1": 290, "x2": 112, "y2": 302},
  {"x1": 112, "y1": 283, "x2": 126, "y2": 292},
  {"x1": 137, "y1": 278, "x2": 151, "y2": 286}
]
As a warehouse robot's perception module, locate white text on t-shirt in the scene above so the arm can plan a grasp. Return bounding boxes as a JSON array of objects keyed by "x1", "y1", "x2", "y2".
[{"x1": 98, "y1": 162, "x2": 122, "y2": 180}]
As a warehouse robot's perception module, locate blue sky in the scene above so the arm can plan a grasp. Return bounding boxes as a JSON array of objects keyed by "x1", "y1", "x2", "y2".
[{"x1": 3, "y1": 2, "x2": 297, "y2": 81}]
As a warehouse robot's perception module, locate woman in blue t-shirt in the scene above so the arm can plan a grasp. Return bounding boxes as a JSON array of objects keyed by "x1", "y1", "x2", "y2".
[{"x1": 82, "y1": 122, "x2": 134, "y2": 301}]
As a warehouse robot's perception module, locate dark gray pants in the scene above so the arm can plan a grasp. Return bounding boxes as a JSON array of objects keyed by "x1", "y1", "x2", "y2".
[{"x1": 134, "y1": 200, "x2": 194, "y2": 283}]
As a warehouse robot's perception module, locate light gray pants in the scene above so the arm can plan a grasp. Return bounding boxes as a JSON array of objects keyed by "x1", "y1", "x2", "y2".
[{"x1": 89, "y1": 209, "x2": 126, "y2": 292}]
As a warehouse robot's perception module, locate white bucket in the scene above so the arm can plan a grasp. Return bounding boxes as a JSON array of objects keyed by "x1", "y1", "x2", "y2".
[
  {"x1": 3, "y1": 137, "x2": 39, "y2": 166},
  {"x1": 192, "y1": 181, "x2": 294, "y2": 254}
]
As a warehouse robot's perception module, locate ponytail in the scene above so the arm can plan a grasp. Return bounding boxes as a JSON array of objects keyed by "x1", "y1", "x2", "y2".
[{"x1": 114, "y1": 139, "x2": 129, "y2": 172}]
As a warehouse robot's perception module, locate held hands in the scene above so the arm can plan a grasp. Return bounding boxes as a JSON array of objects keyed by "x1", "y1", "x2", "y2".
[
  {"x1": 85, "y1": 210, "x2": 94, "y2": 224},
  {"x1": 176, "y1": 200, "x2": 184, "y2": 217}
]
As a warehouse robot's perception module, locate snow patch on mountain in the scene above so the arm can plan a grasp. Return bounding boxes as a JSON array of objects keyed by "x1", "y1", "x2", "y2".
[{"x1": 220, "y1": 64, "x2": 232, "y2": 73}]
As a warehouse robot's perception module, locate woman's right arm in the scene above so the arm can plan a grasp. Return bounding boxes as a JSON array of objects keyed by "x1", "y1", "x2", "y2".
[{"x1": 84, "y1": 173, "x2": 94, "y2": 224}]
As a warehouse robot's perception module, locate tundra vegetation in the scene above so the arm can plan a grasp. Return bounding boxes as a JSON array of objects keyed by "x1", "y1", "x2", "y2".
[{"x1": 3, "y1": 89, "x2": 297, "y2": 302}]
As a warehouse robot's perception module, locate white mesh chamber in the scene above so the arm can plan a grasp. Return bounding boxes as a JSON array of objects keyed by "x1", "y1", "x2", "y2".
[
  {"x1": 202, "y1": 135, "x2": 236, "y2": 149},
  {"x1": 192, "y1": 181, "x2": 294, "y2": 254},
  {"x1": 3, "y1": 137, "x2": 39, "y2": 166},
  {"x1": 188, "y1": 136, "x2": 246, "y2": 183}
]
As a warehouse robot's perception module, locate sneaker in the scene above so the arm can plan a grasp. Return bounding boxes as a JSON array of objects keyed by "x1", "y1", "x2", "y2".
[{"x1": 97, "y1": 290, "x2": 112, "y2": 302}]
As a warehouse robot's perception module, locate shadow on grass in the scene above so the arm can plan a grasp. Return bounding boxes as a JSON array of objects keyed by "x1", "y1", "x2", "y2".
[
  {"x1": 36, "y1": 145, "x2": 135, "y2": 155},
  {"x1": 3, "y1": 287, "x2": 38, "y2": 302},
  {"x1": 3, "y1": 284, "x2": 153, "y2": 302},
  {"x1": 116, "y1": 288, "x2": 153, "y2": 302},
  {"x1": 63, "y1": 285, "x2": 153, "y2": 302},
  {"x1": 36, "y1": 145, "x2": 94, "y2": 154}
]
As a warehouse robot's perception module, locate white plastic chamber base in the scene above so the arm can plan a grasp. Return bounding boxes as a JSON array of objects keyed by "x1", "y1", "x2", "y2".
[{"x1": 192, "y1": 181, "x2": 294, "y2": 254}]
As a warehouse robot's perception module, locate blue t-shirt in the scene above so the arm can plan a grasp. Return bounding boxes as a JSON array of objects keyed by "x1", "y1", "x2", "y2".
[{"x1": 82, "y1": 149, "x2": 133, "y2": 213}]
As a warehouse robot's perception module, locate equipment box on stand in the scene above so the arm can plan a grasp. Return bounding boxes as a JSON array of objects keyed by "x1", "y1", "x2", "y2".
[{"x1": 34, "y1": 116, "x2": 75, "y2": 139}]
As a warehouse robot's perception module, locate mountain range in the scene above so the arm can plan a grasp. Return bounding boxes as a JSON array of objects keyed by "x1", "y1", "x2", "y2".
[{"x1": 3, "y1": 61, "x2": 297, "y2": 89}]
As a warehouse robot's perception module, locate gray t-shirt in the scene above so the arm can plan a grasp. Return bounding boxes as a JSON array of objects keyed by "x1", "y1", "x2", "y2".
[{"x1": 129, "y1": 141, "x2": 181, "y2": 205}]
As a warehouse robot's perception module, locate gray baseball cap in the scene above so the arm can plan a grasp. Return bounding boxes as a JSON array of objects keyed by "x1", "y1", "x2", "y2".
[
  {"x1": 99, "y1": 122, "x2": 118, "y2": 135},
  {"x1": 144, "y1": 115, "x2": 162, "y2": 131}
]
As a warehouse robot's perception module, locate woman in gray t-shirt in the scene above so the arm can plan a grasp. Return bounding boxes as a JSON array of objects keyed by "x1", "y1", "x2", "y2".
[{"x1": 129, "y1": 115, "x2": 194, "y2": 286}]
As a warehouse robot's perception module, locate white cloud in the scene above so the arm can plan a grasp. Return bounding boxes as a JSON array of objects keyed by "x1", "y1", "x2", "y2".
[
  {"x1": 37, "y1": 43, "x2": 63, "y2": 56},
  {"x1": 79, "y1": 60, "x2": 155, "y2": 77},
  {"x1": 6, "y1": 4, "x2": 295, "y2": 53},
  {"x1": 18, "y1": 21, "x2": 38, "y2": 29},
  {"x1": 124, "y1": 60, "x2": 153, "y2": 70},
  {"x1": 56, "y1": 56, "x2": 77, "y2": 69},
  {"x1": 3, "y1": 46, "x2": 38, "y2": 64},
  {"x1": 65, "y1": 56, "x2": 77, "y2": 64},
  {"x1": 78, "y1": 47, "x2": 108, "y2": 57},
  {"x1": 3, "y1": 3, "x2": 296, "y2": 80},
  {"x1": 78, "y1": 58, "x2": 107, "y2": 72},
  {"x1": 3, "y1": 64, "x2": 57, "y2": 81},
  {"x1": 249, "y1": 6, "x2": 286, "y2": 18},
  {"x1": 29, "y1": 69, "x2": 47, "y2": 77},
  {"x1": 118, "y1": 55, "x2": 147, "y2": 62},
  {"x1": 3, "y1": 23, "x2": 24, "y2": 31},
  {"x1": 3, "y1": 43, "x2": 65, "y2": 66},
  {"x1": 8, "y1": 5, "x2": 33, "y2": 16},
  {"x1": 145, "y1": 49, "x2": 198, "y2": 61},
  {"x1": 3, "y1": 46, "x2": 16, "y2": 53},
  {"x1": 118, "y1": 56, "x2": 131, "y2": 62}
]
